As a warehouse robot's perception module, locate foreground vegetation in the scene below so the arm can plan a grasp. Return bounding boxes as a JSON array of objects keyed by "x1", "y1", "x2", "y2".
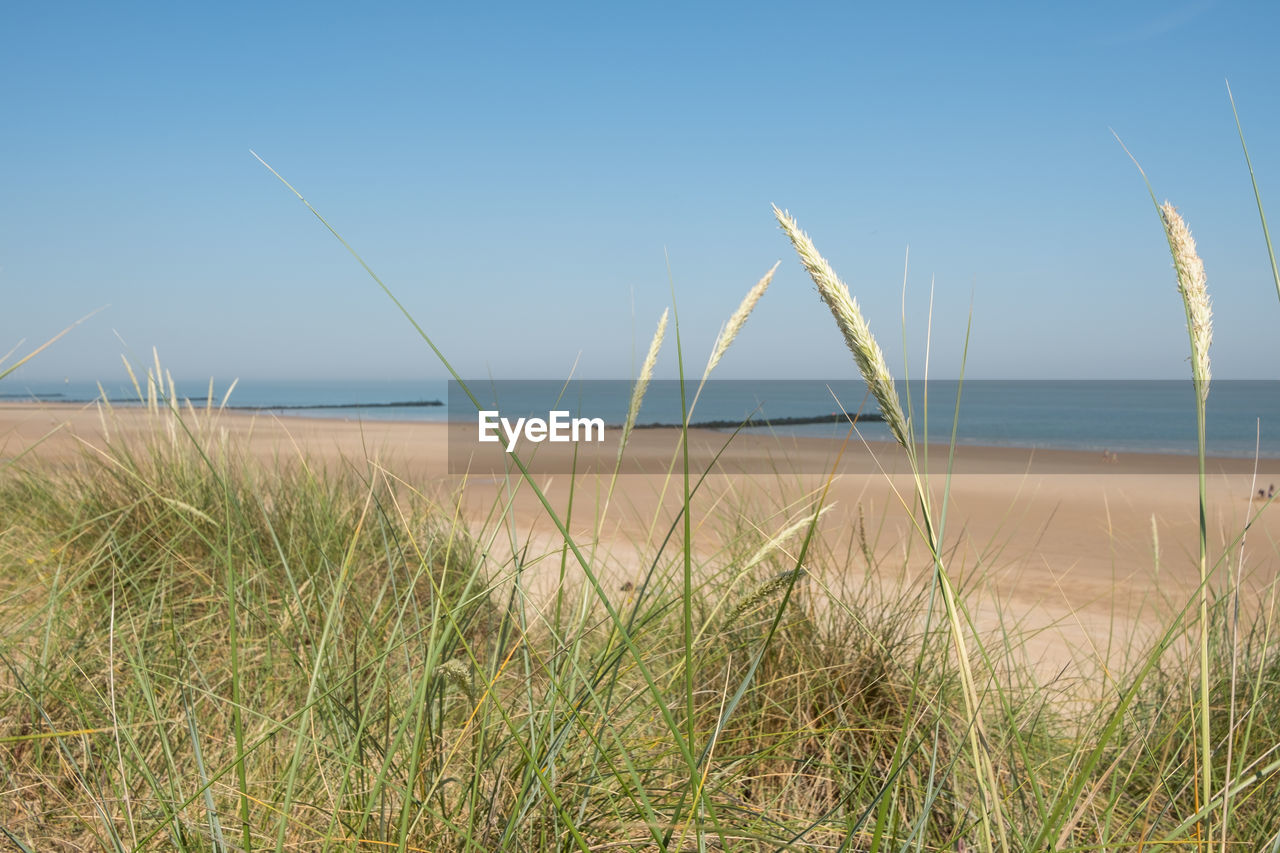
[{"x1": 0, "y1": 399, "x2": 1278, "y2": 852}]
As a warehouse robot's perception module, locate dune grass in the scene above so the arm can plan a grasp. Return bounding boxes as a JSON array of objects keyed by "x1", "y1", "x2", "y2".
[
  {"x1": 4, "y1": 115, "x2": 1280, "y2": 849},
  {"x1": 2, "y1": 372, "x2": 1279, "y2": 851}
]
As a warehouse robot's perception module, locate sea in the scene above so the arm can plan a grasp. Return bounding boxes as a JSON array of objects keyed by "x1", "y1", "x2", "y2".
[{"x1": 6, "y1": 378, "x2": 1280, "y2": 459}]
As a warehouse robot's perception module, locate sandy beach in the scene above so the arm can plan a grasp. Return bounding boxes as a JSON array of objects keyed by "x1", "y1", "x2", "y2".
[{"x1": 4, "y1": 400, "x2": 1278, "y2": 677}]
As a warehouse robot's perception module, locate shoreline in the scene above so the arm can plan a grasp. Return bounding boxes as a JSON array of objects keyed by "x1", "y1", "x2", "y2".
[{"x1": 2, "y1": 399, "x2": 1277, "y2": 473}]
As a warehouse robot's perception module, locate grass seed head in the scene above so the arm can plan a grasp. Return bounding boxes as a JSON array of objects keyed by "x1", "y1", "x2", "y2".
[
  {"x1": 436, "y1": 659, "x2": 477, "y2": 702},
  {"x1": 773, "y1": 205, "x2": 910, "y2": 448},
  {"x1": 1160, "y1": 201, "x2": 1212, "y2": 397},
  {"x1": 723, "y1": 568, "x2": 806, "y2": 631},
  {"x1": 706, "y1": 262, "x2": 778, "y2": 377},
  {"x1": 619, "y1": 308, "x2": 669, "y2": 454}
]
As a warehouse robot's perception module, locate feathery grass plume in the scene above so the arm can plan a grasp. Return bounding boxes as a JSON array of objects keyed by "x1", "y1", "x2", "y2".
[
  {"x1": 722, "y1": 569, "x2": 806, "y2": 631},
  {"x1": 1158, "y1": 199, "x2": 1214, "y2": 837},
  {"x1": 697, "y1": 507, "x2": 832, "y2": 639},
  {"x1": 122, "y1": 354, "x2": 143, "y2": 402},
  {"x1": 737, "y1": 505, "x2": 831, "y2": 576},
  {"x1": 777, "y1": 204, "x2": 1008, "y2": 852},
  {"x1": 1151, "y1": 514, "x2": 1160, "y2": 578},
  {"x1": 220, "y1": 377, "x2": 239, "y2": 412},
  {"x1": 166, "y1": 368, "x2": 179, "y2": 414},
  {"x1": 1160, "y1": 202, "x2": 1212, "y2": 400},
  {"x1": 435, "y1": 659, "x2": 476, "y2": 702},
  {"x1": 772, "y1": 205, "x2": 910, "y2": 448},
  {"x1": 704, "y1": 262, "x2": 778, "y2": 378},
  {"x1": 618, "y1": 308, "x2": 668, "y2": 456}
]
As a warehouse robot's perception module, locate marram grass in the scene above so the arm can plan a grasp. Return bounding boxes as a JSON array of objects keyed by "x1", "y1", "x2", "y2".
[
  {"x1": 1159, "y1": 198, "x2": 1217, "y2": 848},
  {"x1": 705, "y1": 262, "x2": 777, "y2": 378},
  {"x1": 4, "y1": 417, "x2": 1280, "y2": 851},
  {"x1": 772, "y1": 204, "x2": 910, "y2": 449},
  {"x1": 776, "y1": 205, "x2": 1008, "y2": 853},
  {"x1": 618, "y1": 306, "x2": 668, "y2": 458},
  {"x1": 1161, "y1": 201, "x2": 1213, "y2": 398}
]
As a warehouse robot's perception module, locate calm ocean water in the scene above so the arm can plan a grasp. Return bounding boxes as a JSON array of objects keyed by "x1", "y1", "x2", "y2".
[{"x1": 8, "y1": 378, "x2": 1280, "y2": 458}]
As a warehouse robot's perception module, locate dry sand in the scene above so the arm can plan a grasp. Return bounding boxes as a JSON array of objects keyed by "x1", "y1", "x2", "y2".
[{"x1": 4, "y1": 400, "x2": 1279, "y2": 680}]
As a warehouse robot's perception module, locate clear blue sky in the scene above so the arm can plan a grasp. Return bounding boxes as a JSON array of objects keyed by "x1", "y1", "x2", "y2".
[{"x1": 4, "y1": 0, "x2": 1280, "y2": 383}]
